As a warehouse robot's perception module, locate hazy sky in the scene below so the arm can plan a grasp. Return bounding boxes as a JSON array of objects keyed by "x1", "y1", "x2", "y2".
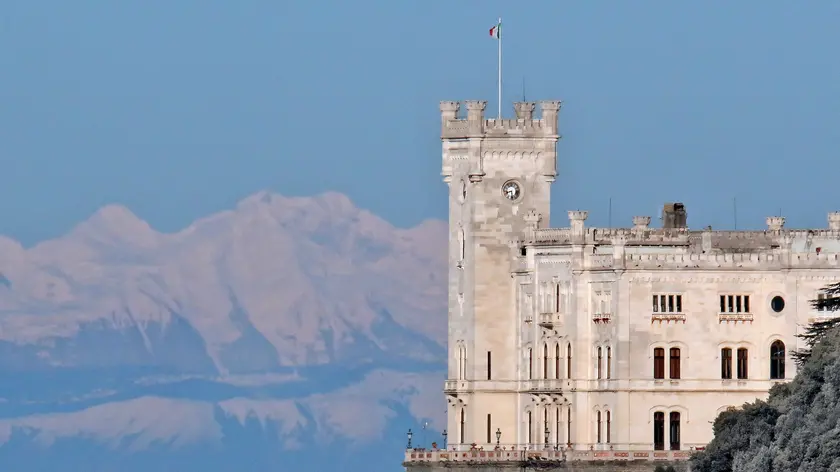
[{"x1": 3, "y1": 1, "x2": 840, "y2": 245}]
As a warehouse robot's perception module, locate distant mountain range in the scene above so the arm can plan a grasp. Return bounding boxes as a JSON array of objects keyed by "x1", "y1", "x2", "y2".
[{"x1": 0, "y1": 191, "x2": 447, "y2": 472}]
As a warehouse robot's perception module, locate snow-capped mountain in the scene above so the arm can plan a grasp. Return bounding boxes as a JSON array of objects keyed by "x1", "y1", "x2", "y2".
[{"x1": 0, "y1": 191, "x2": 448, "y2": 471}]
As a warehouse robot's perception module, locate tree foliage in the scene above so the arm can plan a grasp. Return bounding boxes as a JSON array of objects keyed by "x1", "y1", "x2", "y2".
[{"x1": 690, "y1": 282, "x2": 840, "y2": 472}]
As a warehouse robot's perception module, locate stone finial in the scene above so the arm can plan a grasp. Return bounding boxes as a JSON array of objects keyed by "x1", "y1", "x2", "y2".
[
  {"x1": 568, "y1": 210, "x2": 588, "y2": 222},
  {"x1": 766, "y1": 216, "x2": 786, "y2": 231},
  {"x1": 440, "y1": 101, "x2": 460, "y2": 122},
  {"x1": 829, "y1": 212, "x2": 840, "y2": 230},
  {"x1": 632, "y1": 216, "x2": 652, "y2": 230},
  {"x1": 524, "y1": 210, "x2": 541, "y2": 229},
  {"x1": 464, "y1": 100, "x2": 487, "y2": 121},
  {"x1": 513, "y1": 102, "x2": 536, "y2": 120},
  {"x1": 568, "y1": 210, "x2": 588, "y2": 236}
]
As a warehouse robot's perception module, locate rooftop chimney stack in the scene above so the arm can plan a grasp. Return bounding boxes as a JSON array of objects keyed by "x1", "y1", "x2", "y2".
[{"x1": 661, "y1": 203, "x2": 687, "y2": 229}]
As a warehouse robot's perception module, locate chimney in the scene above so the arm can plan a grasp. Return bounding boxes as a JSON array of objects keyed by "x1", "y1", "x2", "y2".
[{"x1": 661, "y1": 203, "x2": 687, "y2": 229}]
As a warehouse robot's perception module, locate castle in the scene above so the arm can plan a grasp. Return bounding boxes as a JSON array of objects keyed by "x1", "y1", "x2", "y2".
[{"x1": 404, "y1": 99, "x2": 840, "y2": 468}]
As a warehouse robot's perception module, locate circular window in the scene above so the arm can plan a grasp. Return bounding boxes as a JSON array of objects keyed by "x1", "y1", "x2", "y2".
[{"x1": 771, "y1": 296, "x2": 785, "y2": 313}]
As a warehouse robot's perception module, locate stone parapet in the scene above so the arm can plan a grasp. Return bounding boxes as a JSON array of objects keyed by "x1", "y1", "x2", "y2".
[{"x1": 404, "y1": 448, "x2": 694, "y2": 469}]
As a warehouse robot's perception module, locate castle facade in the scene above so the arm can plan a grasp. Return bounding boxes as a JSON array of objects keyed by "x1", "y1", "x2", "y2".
[{"x1": 437, "y1": 99, "x2": 840, "y2": 455}]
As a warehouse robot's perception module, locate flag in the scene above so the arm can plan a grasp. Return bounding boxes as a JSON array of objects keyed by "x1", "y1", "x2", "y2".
[{"x1": 489, "y1": 22, "x2": 501, "y2": 39}]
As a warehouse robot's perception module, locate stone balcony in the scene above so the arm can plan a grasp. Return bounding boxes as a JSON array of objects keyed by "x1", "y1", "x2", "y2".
[
  {"x1": 524, "y1": 379, "x2": 566, "y2": 393},
  {"x1": 538, "y1": 312, "x2": 562, "y2": 328},
  {"x1": 808, "y1": 311, "x2": 839, "y2": 324},
  {"x1": 592, "y1": 312, "x2": 612, "y2": 323},
  {"x1": 651, "y1": 312, "x2": 686, "y2": 323},
  {"x1": 443, "y1": 379, "x2": 470, "y2": 394},
  {"x1": 718, "y1": 312, "x2": 754, "y2": 323}
]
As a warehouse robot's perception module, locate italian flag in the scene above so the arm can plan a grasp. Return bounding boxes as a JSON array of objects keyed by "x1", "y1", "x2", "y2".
[{"x1": 489, "y1": 22, "x2": 501, "y2": 39}]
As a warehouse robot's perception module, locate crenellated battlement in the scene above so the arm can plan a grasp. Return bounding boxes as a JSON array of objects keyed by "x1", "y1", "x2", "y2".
[
  {"x1": 521, "y1": 208, "x2": 840, "y2": 273},
  {"x1": 440, "y1": 100, "x2": 561, "y2": 139}
]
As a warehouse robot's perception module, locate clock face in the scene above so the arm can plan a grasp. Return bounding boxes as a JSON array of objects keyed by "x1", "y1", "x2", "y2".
[{"x1": 502, "y1": 181, "x2": 521, "y2": 201}]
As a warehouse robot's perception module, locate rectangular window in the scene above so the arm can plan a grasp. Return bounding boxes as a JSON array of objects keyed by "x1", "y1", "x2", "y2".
[
  {"x1": 487, "y1": 351, "x2": 492, "y2": 380},
  {"x1": 818, "y1": 292, "x2": 828, "y2": 312},
  {"x1": 652, "y1": 294, "x2": 683, "y2": 313},
  {"x1": 721, "y1": 348, "x2": 732, "y2": 379},
  {"x1": 737, "y1": 348, "x2": 748, "y2": 379},
  {"x1": 653, "y1": 348, "x2": 665, "y2": 379},
  {"x1": 487, "y1": 414, "x2": 491, "y2": 444},
  {"x1": 720, "y1": 295, "x2": 751, "y2": 313},
  {"x1": 607, "y1": 347, "x2": 612, "y2": 379},
  {"x1": 669, "y1": 348, "x2": 681, "y2": 379}
]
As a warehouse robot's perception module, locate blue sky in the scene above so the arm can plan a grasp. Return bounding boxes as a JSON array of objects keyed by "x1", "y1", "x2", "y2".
[{"x1": 3, "y1": 1, "x2": 840, "y2": 245}]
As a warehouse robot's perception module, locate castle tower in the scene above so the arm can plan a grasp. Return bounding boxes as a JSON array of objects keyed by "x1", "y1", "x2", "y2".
[{"x1": 441, "y1": 100, "x2": 561, "y2": 446}]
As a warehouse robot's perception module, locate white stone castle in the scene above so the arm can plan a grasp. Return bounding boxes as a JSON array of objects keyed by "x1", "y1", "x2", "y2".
[{"x1": 438, "y1": 99, "x2": 840, "y2": 454}]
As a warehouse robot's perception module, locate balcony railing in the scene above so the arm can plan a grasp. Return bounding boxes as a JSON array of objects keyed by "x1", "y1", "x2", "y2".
[
  {"x1": 524, "y1": 379, "x2": 565, "y2": 393},
  {"x1": 718, "y1": 312, "x2": 753, "y2": 323},
  {"x1": 403, "y1": 445, "x2": 697, "y2": 465},
  {"x1": 592, "y1": 312, "x2": 612, "y2": 323},
  {"x1": 443, "y1": 380, "x2": 470, "y2": 394},
  {"x1": 538, "y1": 312, "x2": 562, "y2": 328},
  {"x1": 651, "y1": 312, "x2": 686, "y2": 323}
]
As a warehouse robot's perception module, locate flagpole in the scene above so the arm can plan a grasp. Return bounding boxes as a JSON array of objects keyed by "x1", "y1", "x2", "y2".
[{"x1": 497, "y1": 16, "x2": 502, "y2": 120}]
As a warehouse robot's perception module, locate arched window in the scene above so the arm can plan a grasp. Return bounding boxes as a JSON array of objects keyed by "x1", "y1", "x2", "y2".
[
  {"x1": 669, "y1": 412, "x2": 681, "y2": 450},
  {"x1": 606, "y1": 411, "x2": 611, "y2": 444},
  {"x1": 737, "y1": 348, "x2": 748, "y2": 379},
  {"x1": 721, "y1": 348, "x2": 732, "y2": 379},
  {"x1": 771, "y1": 340, "x2": 786, "y2": 380},
  {"x1": 567, "y1": 343, "x2": 573, "y2": 379},
  {"x1": 555, "y1": 406, "x2": 560, "y2": 446},
  {"x1": 555, "y1": 343, "x2": 561, "y2": 379},
  {"x1": 596, "y1": 411, "x2": 602, "y2": 443},
  {"x1": 543, "y1": 343, "x2": 549, "y2": 379},
  {"x1": 653, "y1": 412, "x2": 665, "y2": 450},
  {"x1": 607, "y1": 347, "x2": 612, "y2": 379},
  {"x1": 669, "y1": 347, "x2": 681, "y2": 379},
  {"x1": 528, "y1": 348, "x2": 533, "y2": 379},
  {"x1": 527, "y1": 411, "x2": 532, "y2": 444},
  {"x1": 460, "y1": 408, "x2": 466, "y2": 443},
  {"x1": 567, "y1": 405, "x2": 572, "y2": 446},
  {"x1": 653, "y1": 348, "x2": 665, "y2": 379},
  {"x1": 543, "y1": 409, "x2": 548, "y2": 445},
  {"x1": 597, "y1": 347, "x2": 603, "y2": 379}
]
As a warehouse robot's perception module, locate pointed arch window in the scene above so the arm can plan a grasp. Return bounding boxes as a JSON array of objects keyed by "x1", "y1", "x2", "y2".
[
  {"x1": 460, "y1": 408, "x2": 466, "y2": 444},
  {"x1": 653, "y1": 412, "x2": 665, "y2": 450},
  {"x1": 771, "y1": 340, "x2": 786, "y2": 379},
  {"x1": 669, "y1": 412, "x2": 681, "y2": 450},
  {"x1": 555, "y1": 343, "x2": 561, "y2": 379},
  {"x1": 527, "y1": 411, "x2": 533, "y2": 444},
  {"x1": 606, "y1": 411, "x2": 611, "y2": 444},
  {"x1": 607, "y1": 346, "x2": 612, "y2": 379},
  {"x1": 528, "y1": 348, "x2": 533, "y2": 379},
  {"x1": 597, "y1": 347, "x2": 603, "y2": 379},
  {"x1": 567, "y1": 343, "x2": 573, "y2": 379},
  {"x1": 543, "y1": 343, "x2": 549, "y2": 379},
  {"x1": 596, "y1": 411, "x2": 602, "y2": 443}
]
